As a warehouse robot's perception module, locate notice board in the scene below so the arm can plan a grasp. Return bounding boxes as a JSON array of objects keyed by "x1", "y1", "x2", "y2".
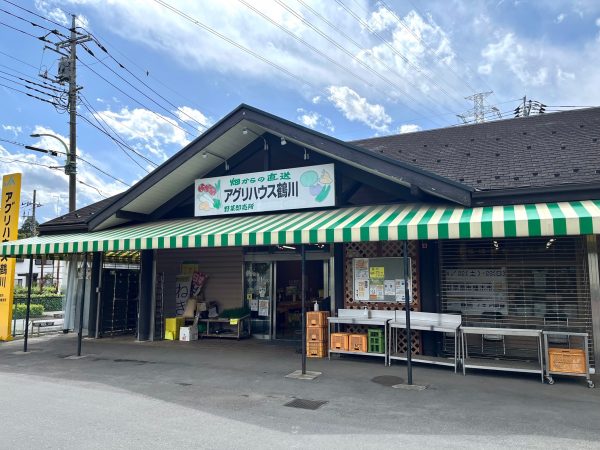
[{"x1": 353, "y1": 257, "x2": 412, "y2": 303}]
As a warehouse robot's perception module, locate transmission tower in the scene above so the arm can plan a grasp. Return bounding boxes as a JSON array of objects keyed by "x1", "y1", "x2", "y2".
[{"x1": 457, "y1": 91, "x2": 501, "y2": 124}]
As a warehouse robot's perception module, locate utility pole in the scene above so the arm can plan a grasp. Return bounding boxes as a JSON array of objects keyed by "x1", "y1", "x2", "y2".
[
  {"x1": 514, "y1": 96, "x2": 546, "y2": 118},
  {"x1": 55, "y1": 15, "x2": 92, "y2": 212}
]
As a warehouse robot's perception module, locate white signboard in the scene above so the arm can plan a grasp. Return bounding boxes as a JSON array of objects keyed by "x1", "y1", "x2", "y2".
[
  {"x1": 195, "y1": 163, "x2": 335, "y2": 216},
  {"x1": 443, "y1": 268, "x2": 508, "y2": 315}
]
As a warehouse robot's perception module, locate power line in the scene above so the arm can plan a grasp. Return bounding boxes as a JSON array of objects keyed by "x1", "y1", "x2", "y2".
[
  {"x1": 77, "y1": 56, "x2": 197, "y2": 140},
  {"x1": 0, "y1": 0, "x2": 72, "y2": 32},
  {"x1": 0, "y1": 6, "x2": 66, "y2": 37},
  {"x1": 0, "y1": 80, "x2": 60, "y2": 106},
  {"x1": 333, "y1": 0, "x2": 464, "y2": 107},
  {"x1": 1, "y1": 133, "x2": 131, "y2": 186},
  {"x1": 77, "y1": 179, "x2": 109, "y2": 198},
  {"x1": 374, "y1": 0, "x2": 477, "y2": 94},
  {"x1": 79, "y1": 43, "x2": 202, "y2": 135},
  {"x1": 81, "y1": 96, "x2": 158, "y2": 173},
  {"x1": 153, "y1": 0, "x2": 323, "y2": 94},
  {"x1": 269, "y1": 0, "x2": 451, "y2": 126},
  {"x1": 0, "y1": 49, "x2": 40, "y2": 69},
  {"x1": 82, "y1": 34, "x2": 209, "y2": 131},
  {"x1": 83, "y1": 30, "x2": 218, "y2": 122},
  {"x1": 0, "y1": 19, "x2": 52, "y2": 42}
]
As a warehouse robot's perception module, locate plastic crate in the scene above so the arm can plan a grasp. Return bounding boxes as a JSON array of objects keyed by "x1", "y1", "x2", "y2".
[
  {"x1": 548, "y1": 348, "x2": 587, "y2": 374},
  {"x1": 307, "y1": 342, "x2": 327, "y2": 358},
  {"x1": 165, "y1": 317, "x2": 184, "y2": 340},
  {"x1": 349, "y1": 334, "x2": 368, "y2": 352},
  {"x1": 306, "y1": 326, "x2": 328, "y2": 343},
  {"x1": 307, "y1": 311, "x2": 329, "y2": 327},
  {"x1": 330, "y1": 332, "x2": 350, "y2": 350},
  {"x1": 368, "y1": 328, "x2": 384, "y2": 353}
]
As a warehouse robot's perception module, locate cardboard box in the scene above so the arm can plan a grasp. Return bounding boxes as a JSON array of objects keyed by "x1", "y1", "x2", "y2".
[{"x1": 179, "y1": 326, "x2": 198, "y2": 342}]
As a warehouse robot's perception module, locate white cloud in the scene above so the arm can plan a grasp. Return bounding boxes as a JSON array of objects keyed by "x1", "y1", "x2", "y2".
[
  {"x1": 595, "y1": 17, "x2": 600, "y2": 27},
  {"x1": 2, "y1": 125, "x2": 22, "y2": 137},
  {"x1": 326, "y1": 86, "x2": 391, "y2": 132},
  {"x1": 398, "y1": 124, "x2": 422, "y2": 134},
  {"x1": 92, "y1": 107, "x2": 191, "y2": 161},
  {"x1": 1, "y1": 126, "x2": 127, "y2": 222},
  {"x1": 175, "y1": 106, "x2": 212, "y2": 133},
  {"x1": 479, "y1": 33, "x2": 549, "y2": 87},
  {"x1": 555, "y1": 13, "x2": 566, "y2": 23},
  {"x1": 296, "y1": 108, "x2": 334, "y2": 132}
]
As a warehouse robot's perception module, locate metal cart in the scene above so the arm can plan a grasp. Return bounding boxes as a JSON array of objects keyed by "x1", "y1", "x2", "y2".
[{"x1": 543, "y1": 331, "x2": 594, "y2": 388}]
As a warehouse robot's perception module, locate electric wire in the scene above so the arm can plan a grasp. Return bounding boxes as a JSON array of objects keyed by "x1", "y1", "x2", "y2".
[
  {"x1": 266, "y1": 0, "x2": 451, "y2": 126},
  {"x1": 0, "y1": 80, "x2": 60, "y2": 106},
  {"x1": 77, "y1": 179, "x2": 109, "y2": 198},
  {"x1": 77, "y1": 56, "x2": 197, "y2": 140},
  {"x1": 79, "y1": 95, "x2": 159, "y2": 168},
  {"x1": 333, "y1": 0, "x2": 465, "y2": 107},
  {"x1": 77, "y1": 113, "x2": 151, "y2": 173},
  {"x1": 82, "y1": 35, "x2": 209, "y2": 131},
  {"x1": 0, "y1": 49, "x2": 40, "y2": 69},
  {"x1": 0, "y1": 19, "x2": 51, "y2": 42},
  {"x1": 374, "y1": 0, "x2": 477, "y2": 93},
  {"x1": 80, "y1": 43, "x2": 202, "y2": 135},
  {"x1": 0, "y1": 0, "x2": 73, "y2": 32},
  {"x1": 0, "y1": 6, "x2": 67, "y2": 38}
]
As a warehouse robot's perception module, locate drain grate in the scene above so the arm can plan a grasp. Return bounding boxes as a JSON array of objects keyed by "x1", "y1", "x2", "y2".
[
  {"x1": 371, "y1": 375, "x2": 404, "y2": 387},
  {"x1": 284, "y1": 398, "x2": 328, "y2": 410}
]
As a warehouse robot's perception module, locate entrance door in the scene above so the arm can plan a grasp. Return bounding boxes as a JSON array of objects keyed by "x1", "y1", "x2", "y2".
[
  {"x1": 244, "y1": 262, "x2": 273, "y2": 339},
  {"x1": 275, "y1": 260, "x2": 326, "y2": 340}
]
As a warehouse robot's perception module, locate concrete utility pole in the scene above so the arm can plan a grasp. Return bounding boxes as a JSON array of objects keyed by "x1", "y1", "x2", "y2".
[{"x1": 55, "y1": 15, "x2": 91, "y2": 212}]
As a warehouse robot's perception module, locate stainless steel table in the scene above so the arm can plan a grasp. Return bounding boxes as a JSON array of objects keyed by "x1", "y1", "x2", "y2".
[
  {"x1": 461, "y1": 326, "x2": 544, "y2": 382},
  {"x1": 543, "y1": 331, "x2": 594, "y2": 388},
  {"x1": 388, "y1": 312, "x2": 462, "y2": 372},
  {"x1": 328, "y1": 312, "x2": 392, "y2": 365}
]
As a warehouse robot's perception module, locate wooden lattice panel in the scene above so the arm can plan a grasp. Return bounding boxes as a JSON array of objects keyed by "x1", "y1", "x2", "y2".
[{"x1": 343, "y1": 241, "x2": 421, "y2": 355}]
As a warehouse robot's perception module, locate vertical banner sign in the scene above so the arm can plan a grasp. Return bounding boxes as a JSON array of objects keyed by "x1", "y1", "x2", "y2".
[{"x1": 0, "y1": 173, "x2": 21, "y2": 340}]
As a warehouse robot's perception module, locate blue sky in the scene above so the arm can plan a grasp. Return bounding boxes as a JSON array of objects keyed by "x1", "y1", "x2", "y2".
[{"x1": 1, "y1": 0, "x2": 600, "y2": 223}]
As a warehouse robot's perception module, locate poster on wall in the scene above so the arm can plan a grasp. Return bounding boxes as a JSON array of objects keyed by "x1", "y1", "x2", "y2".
[
  {"x1": 258, "y1": 299, "x2": 270, "y2": 317},
  {"x1": 175, "y1": 275, "x2": 192, "y2": 316},
  {"x1": 443, "y1": 268, "x2": 508, "y2": 315},
  {"x1": 250, "y1": 298, "x2": 259, "y2": 312},
  {"x1": 195, "y1": 163, "x2": 335, "y2": 216},
  {"x1": 353, "y1": 257, "x2": 412, "y2": 303}
]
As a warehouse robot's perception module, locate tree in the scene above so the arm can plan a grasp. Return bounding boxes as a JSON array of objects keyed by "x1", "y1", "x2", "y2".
[{"x1": 18, "y1": 216, "x2": 39, "y2": 239}]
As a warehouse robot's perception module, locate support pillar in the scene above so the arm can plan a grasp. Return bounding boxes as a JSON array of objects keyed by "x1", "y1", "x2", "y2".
[
  {"x1": 137, "y1": 250, "x2": 154, "y2": 341},
  {"x1": 586, "y1": 235, "x2": 600, "y2": 369}
]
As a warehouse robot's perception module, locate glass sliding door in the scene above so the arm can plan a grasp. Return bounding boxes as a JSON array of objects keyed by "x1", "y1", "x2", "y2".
[{"x1": 244, "y1": 262, "x2": 273, "y2": 339}]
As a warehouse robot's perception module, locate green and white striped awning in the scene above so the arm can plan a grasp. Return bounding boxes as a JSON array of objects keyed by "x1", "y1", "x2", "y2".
[{"x1": 3, "y1": 200, "x2": 600, "y2": 256}]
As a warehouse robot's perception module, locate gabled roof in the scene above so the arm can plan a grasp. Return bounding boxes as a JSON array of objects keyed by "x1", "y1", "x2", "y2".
[
  {"x1": 353, "y1": 107, "x2": 600, "y2": 192},
  {"x1": 39, "y1": 195, "x2": 121, "y2": 234},
  {"x1": 76, "y1": 104, "x2": 472, "y2": 232}
]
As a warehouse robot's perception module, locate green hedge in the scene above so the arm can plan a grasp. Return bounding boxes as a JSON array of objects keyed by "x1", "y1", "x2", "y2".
[
  {"x1": 13, "y1": 296, "x2": 63, "y2": 311},
  {"x1": 12, "y1": 304, "x2": 44, "y2": 319}
]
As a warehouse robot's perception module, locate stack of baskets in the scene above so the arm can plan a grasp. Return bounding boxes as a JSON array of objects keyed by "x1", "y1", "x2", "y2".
[{"x1": 306, "y1": 311, "x2": 329, "y2": 358}]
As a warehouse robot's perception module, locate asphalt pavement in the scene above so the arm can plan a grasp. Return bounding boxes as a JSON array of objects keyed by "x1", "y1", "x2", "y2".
[{"x1": 1, "y1": 334, "x2": 599, "y2": 449}]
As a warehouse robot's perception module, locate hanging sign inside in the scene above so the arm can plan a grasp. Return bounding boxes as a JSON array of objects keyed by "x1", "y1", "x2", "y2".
[
  {"x1": 0, "y1": 173, "x2": 21, "y2": 341},
  {"x1": 194, "y1": 163, "x2": 335, "y2": 216}
]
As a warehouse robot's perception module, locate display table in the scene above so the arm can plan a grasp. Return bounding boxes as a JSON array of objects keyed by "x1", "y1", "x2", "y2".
[
  {"x1": 388, "y1": 312, "x2": 462, "y2": 372},
  {"x1": 327, "y1": 309, "x2": 394, "y2": 365},
  {"x1": 461, "y1": 326, "x2": 544, "y2": 382},
  {"x1": 197, "y1": 314, "x2": 251, "y2": 340},
  {"x1": 543, "y1": 331, "x2": 594, "y2": 388}
]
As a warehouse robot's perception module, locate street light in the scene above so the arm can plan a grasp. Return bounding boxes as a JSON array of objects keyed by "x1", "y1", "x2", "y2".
[{"x1": 30, "y1": 133, "x2": 76, "y2": 212}]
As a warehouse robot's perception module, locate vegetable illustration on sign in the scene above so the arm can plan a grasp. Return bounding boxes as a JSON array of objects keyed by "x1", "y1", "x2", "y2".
[
  {"x1": 300, "y1": 168, "x2": 333, "y2": 202},
  {"x1": 197, "y1": 180, "x2": 221, "y2": 211}
]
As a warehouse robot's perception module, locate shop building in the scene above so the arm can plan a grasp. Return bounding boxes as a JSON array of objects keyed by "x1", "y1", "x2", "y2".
[{"x1": 3, "y1": 105, "x2": 600, "y2": 375}]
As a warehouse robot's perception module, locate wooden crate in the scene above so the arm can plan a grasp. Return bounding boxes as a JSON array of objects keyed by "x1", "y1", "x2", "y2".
[
  {"x1": 306, "y1": 326, "x2": 328, "y2": 343},
  {"x1": 307, "y1": 311, "x2": 329, "y2": 327},
  {"x1": 307, "y1": 342, "x2": 327, "y2": 358},
  {"x1": 349, "y1": 334, "x2": 368, "y2": 352},
  {"x1": 548, "y1": 348, "x2": 587, "y2": 374},
  {"x1": 330, "y1": 332, "x2": 350, "y2": 350}
]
